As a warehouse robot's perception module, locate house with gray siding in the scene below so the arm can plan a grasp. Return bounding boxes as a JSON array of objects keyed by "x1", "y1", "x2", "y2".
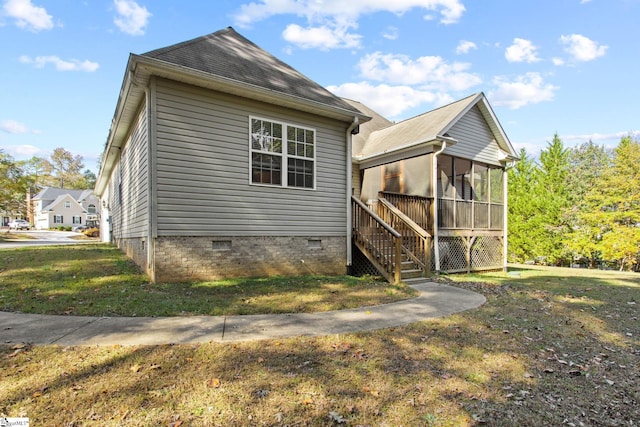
[
  {"x1": 351, "y1": 93, "x2": 518, "y2": 279},
  {"x1": 96, "y1": 27, "x2": 369, "y2": 282},
  {"x1": 96, "y1": 27, "x2": 517, "y2": 283}
]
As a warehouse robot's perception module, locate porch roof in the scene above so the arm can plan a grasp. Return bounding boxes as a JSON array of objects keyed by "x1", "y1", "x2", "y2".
[{"x1": 354, "y1": 93, "x2": 517, "y2": 164}]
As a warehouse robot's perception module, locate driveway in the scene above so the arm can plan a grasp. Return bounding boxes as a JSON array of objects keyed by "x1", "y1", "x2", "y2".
[{"x1": 0, "y1": 230, "x2": 93, "y2": 249}]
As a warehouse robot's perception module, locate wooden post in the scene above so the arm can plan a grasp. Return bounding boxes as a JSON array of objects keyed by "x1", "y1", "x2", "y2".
[
  {"x1": 394, "y1": 237, "x2": 402, "y2": 284},
  {"x1": 424, "y1": 236, "x2": 432, "y2": 277}
]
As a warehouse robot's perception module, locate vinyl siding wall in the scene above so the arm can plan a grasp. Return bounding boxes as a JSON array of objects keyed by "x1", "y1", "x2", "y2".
[
  {"x1": 108, "y1": 104, "x2": 149, "y2": 239},
  {"x1": 154, "y1": 78, "x2": 348, "y2": 237},
  {"x1": 443, "y1": 106, "x2": 503, "y2": 166}
]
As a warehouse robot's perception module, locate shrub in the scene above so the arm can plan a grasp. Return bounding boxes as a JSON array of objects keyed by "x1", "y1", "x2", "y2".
[{"x1": 82, "y1": 227, "x2": 100, "y2": 238}]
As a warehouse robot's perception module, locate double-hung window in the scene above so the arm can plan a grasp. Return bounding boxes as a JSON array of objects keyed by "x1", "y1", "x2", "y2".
[
  {"x1": 250, "y1": 117, "x2": 315, "y2": 189},
  {"x1": 54, "y1": 215, "x2": 63, "y2": 224}
]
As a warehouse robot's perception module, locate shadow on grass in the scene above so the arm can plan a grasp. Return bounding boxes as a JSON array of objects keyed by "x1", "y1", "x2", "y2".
[
  {"x1": 0, "y1": 244, "x2": 414, "y2": 317},
  {"x1": 1, "y1": 266, "x2": 638, "y2": 425}
]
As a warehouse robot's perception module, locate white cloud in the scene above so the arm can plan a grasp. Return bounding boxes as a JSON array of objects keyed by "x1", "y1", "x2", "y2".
[
  {"x1": 455, "y1": 40, "x2": 477, "y2": 55},
  {"x1": 20, "y1": 55, "x2": 99, "y2": 72},
  {"x1": 1, "y1": 119, "x2": 29, "y2": 134},
  {"x1": 382, "y1": 26, "x2": 398, "y2": 40},
  {"x1": 489, "y1": 72, "x2": 558, "y2": 109},
  {"x1": 4, "y1": 144, "x2": 43, "y2": 157},
  {"x1": 327, "y1": 81, "x2": 452, "y2": 118},
  {"x1": 505, "y1": 38, "x2": 540, "y2": 63},
  {"x1": 2, "y1": 0, "x2": 53, "y2": 31},
  {"x1": 233, "y1": 0, "x2": 466, "y2": 26},
  {"x1": 282, "y1": 24, "x2": 361, "y2": 50},
  {"x1": 562, "y1": 130, "x2": 640, "y2": 143},
  {"x1": 233, "y1": 0, "x2": 464, "y2": 49},
  {"x1": 357, "y1": 51, "x2": 482, "y2": 91},
  {"x1": 113, "y1": 0, "x2": 151, "y2": 36},
  {"x1": 552, "y1": 57, "x2": 565, "y2": 66},
  {"x1": 560, "y1": 34, "x2": 607, "y2": 62}
]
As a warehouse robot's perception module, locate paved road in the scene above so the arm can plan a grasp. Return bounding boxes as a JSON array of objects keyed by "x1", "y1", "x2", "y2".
[{"x1": 0, "y1": 230, "x2": 93, "y2": 249}]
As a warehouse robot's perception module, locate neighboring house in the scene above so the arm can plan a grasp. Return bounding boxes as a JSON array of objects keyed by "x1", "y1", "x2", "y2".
[
  {"x1": 96, "y1": 27, "x2": 517, "y2": 284},
  {"x1": 32, "y1": 188, "x2": 100, "y2": 230},
  {"x1": 1, "y1": 213, "x2": 25, "y2": 228}
]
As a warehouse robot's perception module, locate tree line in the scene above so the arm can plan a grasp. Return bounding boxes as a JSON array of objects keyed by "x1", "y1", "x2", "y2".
[
  {"x1": 0, "y1": 147, "x2": 96, "y2": 216},
  {"x1": 508, "y1": 134, "x2": 640, "y2": 271}
]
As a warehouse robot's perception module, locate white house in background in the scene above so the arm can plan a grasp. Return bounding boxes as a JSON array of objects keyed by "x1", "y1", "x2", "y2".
[{"x1": 32, "y1": 188, "x2": 100, "y2": 230}]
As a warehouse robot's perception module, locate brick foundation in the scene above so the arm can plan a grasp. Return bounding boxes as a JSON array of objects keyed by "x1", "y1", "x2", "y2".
[
  {"x1": 152, "y1": 236, "x2": 347, "y2": 282},
  {"x1": 114, "y1": 237, "x2": 148, "y2": 274}
]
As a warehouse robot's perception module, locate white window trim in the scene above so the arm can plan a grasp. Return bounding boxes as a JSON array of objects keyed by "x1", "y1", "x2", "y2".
[{"x1": 248, "y1": 116, "x2": 317, "y2": 191}]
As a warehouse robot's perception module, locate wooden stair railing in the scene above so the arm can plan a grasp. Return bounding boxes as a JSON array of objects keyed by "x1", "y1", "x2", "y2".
[
  {"x1": 352, "y1": 196, "x2": 402, "y2": 284},
  {"x1": 377, "y1": 198, "x2": 432, "y2": 276},
  {"x1": 379, "y1": 191, "x2": 433, "y2": 233}
]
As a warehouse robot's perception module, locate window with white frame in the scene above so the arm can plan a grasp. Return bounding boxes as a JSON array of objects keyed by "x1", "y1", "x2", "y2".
[
  {"x1": 54, "y1": 215, "x2": 63, "y2": 224},
  {"x1": 87, "y1": 204, "x2": 96, "y2": 214},
  {"x1": 250, "y1": 117, "x2": 315, "y2": 189},
  {"x1": 64, "y1": 201, "x2": 71, "y2": 208},
  {"x1": 72, "y1": 216, "x2": 82, "y2": 224}
]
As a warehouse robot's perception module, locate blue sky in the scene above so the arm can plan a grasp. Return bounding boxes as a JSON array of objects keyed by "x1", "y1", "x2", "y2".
[{"x1": 1, "y1": 0, "x2": 638, "y2": 172}]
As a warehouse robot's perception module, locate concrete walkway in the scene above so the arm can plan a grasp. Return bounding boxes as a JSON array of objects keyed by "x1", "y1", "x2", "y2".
[{"x1": 0, "y1": 281, "x2": 485, "y2": 346}]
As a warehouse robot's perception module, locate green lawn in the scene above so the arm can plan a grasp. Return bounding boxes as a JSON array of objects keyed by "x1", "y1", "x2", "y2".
[
  {"x1": 1, "y1": 247, "x2": 638, "y2": 426},
  {"x1": 0, "y1": 243, "x2": 415, "y2": 316}
]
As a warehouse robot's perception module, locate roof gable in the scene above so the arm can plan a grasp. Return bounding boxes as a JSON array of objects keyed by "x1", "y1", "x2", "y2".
[
  {"x1": 356, "y1": 93, "x2": 516, "y2": 164},
  {"x1": 142, "y1": 27, "x2": 360, "y2": 115},
  {"x1": 42, "y1": 193, "x2": 85, "y2": 212},
  {"x1": 97, "y1": 27, "x2": 370, "y2": 196}
]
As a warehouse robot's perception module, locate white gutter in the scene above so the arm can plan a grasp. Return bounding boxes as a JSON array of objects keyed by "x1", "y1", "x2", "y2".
[
  {"x1": 432, "y1": 135, "x2": 456, "y2": 272},
  {"x1": 346, "y1": 116, "x2": 359, "y2": 273},
  {"x1": 353, "y1": 137, "x2": 459, "y2": 166}
]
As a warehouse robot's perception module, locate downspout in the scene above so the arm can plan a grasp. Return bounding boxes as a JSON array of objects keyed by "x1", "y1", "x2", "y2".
[
  {"x1": 502, "y1": 159, "x2": 516, "y2": 272},
  {"x1": 432, "y1": 137, "x2": 450, "y2": 273},
  {"x1": 346, "y1": 117, "x2": 359, "y2": 275},
  {"x1": 145, "y1": 85, "x2": 154, "y2": 281}
]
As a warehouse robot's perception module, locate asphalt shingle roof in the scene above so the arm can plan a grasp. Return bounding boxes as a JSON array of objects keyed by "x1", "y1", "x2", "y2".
[
  {"x1": 142, "y1": 27, "x2": 361, "y2": 115},
  {"x1": 358, "y1": 93, "x2": 480, "y2": 158}
]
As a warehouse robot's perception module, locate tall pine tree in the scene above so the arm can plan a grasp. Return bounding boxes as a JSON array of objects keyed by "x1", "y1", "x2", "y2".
[
  {"x1": 534, "y1": 133, "x2": 572, "y2": 265},
  {"x1": 508, "y1": 148, "x2": 543, "y2": 262}
]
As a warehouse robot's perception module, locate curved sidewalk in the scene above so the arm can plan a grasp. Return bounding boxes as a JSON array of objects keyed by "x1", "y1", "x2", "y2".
[{"x1": 0, "y1": 281, "x2": 485, "y2": 346}]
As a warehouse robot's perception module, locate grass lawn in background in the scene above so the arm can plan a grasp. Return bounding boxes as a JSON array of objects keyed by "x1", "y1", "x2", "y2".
[{"x1": 1, "y1": 246, "x2": 638, "y2": 426}]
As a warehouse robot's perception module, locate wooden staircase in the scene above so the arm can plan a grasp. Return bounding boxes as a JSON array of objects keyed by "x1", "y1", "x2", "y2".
[{"x1": 352, "y1": 196, "x2": 432, "y2": 284}]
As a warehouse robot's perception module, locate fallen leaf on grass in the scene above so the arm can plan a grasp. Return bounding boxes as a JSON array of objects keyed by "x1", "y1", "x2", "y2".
[
  {"x1": 207, "y1": 378, "x2": 221, "y2": 388},
  {"x1": 328, "y1": 411, "x2": 346, "y2": 424},
  {"x1": 362, "y1": 386, "x2": 380, "y2": 396},
  {"x1": 130, "y1": 364, "x2": 142, "y2": 373}
]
